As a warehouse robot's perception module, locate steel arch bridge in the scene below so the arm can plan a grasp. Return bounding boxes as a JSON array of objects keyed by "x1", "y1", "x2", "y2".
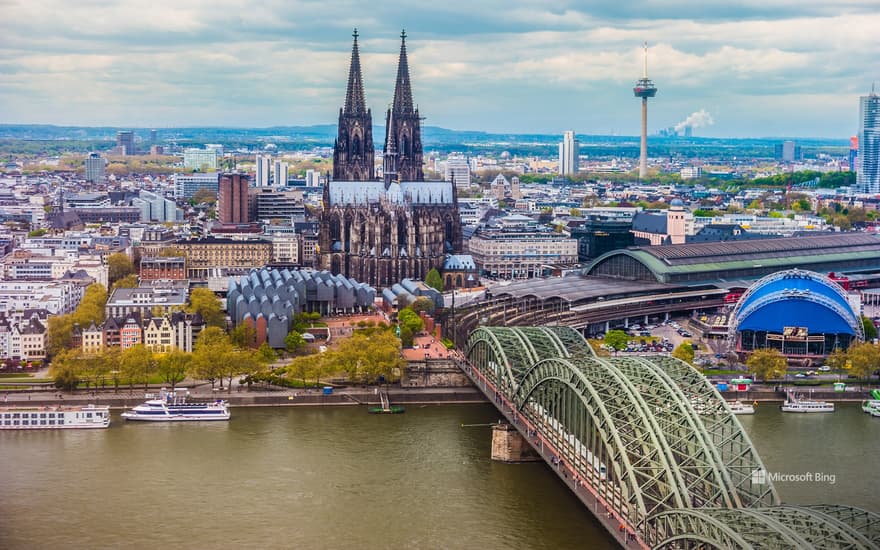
[{"x1": 464, "y1": 326, "x2": 880, "y2": 549}]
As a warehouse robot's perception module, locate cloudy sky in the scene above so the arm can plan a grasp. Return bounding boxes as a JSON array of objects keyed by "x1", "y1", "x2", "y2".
[{"x1": 1, "y1": 0, "x2": 878, "y2": 138}]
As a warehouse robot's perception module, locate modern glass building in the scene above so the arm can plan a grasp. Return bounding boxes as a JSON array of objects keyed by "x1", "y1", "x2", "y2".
[{"x1": 858, "y1": 90, "x2": 880, "y2": 193}]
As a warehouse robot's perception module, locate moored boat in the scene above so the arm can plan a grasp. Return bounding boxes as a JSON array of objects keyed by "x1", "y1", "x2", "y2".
[
  {"x1": 780, "y1": 390, "x2": 834, "y2": 413},
  {"x1": 121, "y1": 388, "x2": 230, "y2": 422},
  {"x1": 0, "y1": 404, "x2": 110, "y2": 429},
  {"x1": 727, "y1": 400, "x2": 756, "y2": 415},
  {"x1": 863, "y1": 400, "x2": 880, "y2": 415}
]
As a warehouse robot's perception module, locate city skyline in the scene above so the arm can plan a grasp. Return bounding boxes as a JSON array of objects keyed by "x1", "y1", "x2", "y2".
[{"x1": 1, "y1": 1, "x2": 878, "y2": 138}]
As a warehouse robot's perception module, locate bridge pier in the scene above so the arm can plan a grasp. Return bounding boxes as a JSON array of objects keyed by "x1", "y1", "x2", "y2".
[{"x1": 491, "y1": 423, "x2": 541, "y2": 462}]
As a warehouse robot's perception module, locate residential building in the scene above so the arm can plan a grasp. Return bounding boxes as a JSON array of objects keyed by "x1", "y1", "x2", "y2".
[
  {"x1": 105, "y1": 285, "x2": 189, "y2": 318},
  {"x1": 858, "y1": 90, "x2": 880, "y2": 193},
  {"x1": 183, "y1": 148, "x2": 219, "y2": 171},
  {"x1": 558, "y1": 130, "x2": 579, "y2": 176},
  {"x1": 81, "y1": 321, "x2": 104, "y2": 354},
  {"x1": 19, "y1": 315, "x2": 46, "y2": 361},
  {"x1": 84, "y1": 153, "x2": 106, "y2": 183},
  {"x1": 143, "y1": 315, "x2": 174, "y2": 352},
  {"x1": 173, "y1": 173, "x2": 219, "y2": 200},
  {"x1": 102, "y1": 317, "x2": 122, "y2": 349},
  {"x1": 116, "y1": 131, "x2": 135, "y2": 155},
  {"x1": 268, "y1": 234, "x2": 300, "y2": 264},
  {"x1": 0, "y1": 280, "x2": 85, "y2": 316},
  {"x1": 218, "y1": 173, "x2": 251, "y2": 225},
  {"x1": 466, "y1": 227, "x2": 578, "y2": 279},
  {"x1": 273, "y1": 160, "x2": 289, "y2": 187},
  {"x1": 137, "y1": 227, "x2": 178, "y2": 257},
  {"x1": 119, "y1": 314, "x2": 143, "y2": 350},
  {"x1": 255, "y1": 155, "x2": 271, "y2": 188}
]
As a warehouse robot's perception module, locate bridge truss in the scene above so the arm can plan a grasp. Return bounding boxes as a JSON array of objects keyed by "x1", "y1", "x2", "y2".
[{"x1": 465, "y1": 326, "x2": 880, "y2": 549}]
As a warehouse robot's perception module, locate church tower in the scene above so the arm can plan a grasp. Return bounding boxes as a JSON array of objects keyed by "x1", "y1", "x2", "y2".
[
  {"x1": 333, "y1": 29, "x2": 374, "y2": 181},
  {"x1": 383, "y1": 30, "x2": 423, "y2": 184}
]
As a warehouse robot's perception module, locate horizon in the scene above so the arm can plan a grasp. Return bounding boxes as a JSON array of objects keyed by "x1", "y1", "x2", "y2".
[{"x1": 1, "y1": 1, "x2": 878, "y2": 139}]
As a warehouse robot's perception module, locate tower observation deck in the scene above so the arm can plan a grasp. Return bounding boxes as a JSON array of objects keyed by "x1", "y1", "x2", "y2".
[{"x1": 634, "y1": 42, "x2": 657, "y2": 180}]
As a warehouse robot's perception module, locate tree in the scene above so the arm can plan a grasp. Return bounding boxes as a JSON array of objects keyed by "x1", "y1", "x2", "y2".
[
  {"x1": 111, "y1": 273, "x2": 139, "y2": 292},
  {"x1": 230, "y1": 324, "x2": 257, "y2": 349},
  {"x1": 120, "y1": 344, "x2": 156, "y2": 391},
  {"x1": 191, "y1": 188, "x2": 217, "y2": 205},
  {"x1": 256, "y1": 342, "x2": 277, "y2": 364},
  {"x1": 410, "y1": 296, "x2": 435, "y2": 315},
  {"x1": 46, "y1": 315, "x2": 75, "y2": 357},
  {"x1": 158, "y1": 349, "x2": 190, "y2": 390},
  {"x1": 863, "y1": 317, "x2": 878, "y2": 341},
  {"x1": 846, "y1": 342, "x2": 880, "y2": 384},
  {"x1": 107, "y1": 253, "x2": 135, "y2": 285},
  {"x1": 603, "y1": 330, "x2": 628, "y2": 352},
  {"x1": 51, "y1": 349, "x2": 86, "y2": 391},
  {"x1": 72, "y1": 283, "x2": 108, "y2": 326},
  {"x1": 746, "y1": 349, "x2": 787, "y2": 381},
  {"x1": 400, "y1": 325, "x2": 414, "y2": 348},
  {"x1": 672, "y1": 342, "x2": 695, "y2": 365},
  {"x1": 285, "y1": 330, "x2": 306, "y2": 354},
  {"x1": 191, "y1": 327, "x2": 233, "y2": 389},
  {"x1": 425, "y1": 268, "x2": 444, "y2": 292},
  {"x1": 187, "y1": 287, "x2": 225, "y2": 328},
  {"x1": 825, "y1": 348, "x2": 848, "y2": 372},
  {"x1": 398, "y1": 307, "x2": 424, "y2": 335}
]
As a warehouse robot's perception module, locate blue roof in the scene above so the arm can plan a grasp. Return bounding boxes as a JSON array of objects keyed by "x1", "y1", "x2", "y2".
[
  {"x1": 444, "y1": 254, "x2": 476, "y2": 270},
  {"x1": 738, "y1": 299, "x2": 856, "y2": 334}
]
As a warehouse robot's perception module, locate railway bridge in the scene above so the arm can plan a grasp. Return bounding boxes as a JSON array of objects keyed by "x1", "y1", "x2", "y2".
[{"x1": 463, "y1": 326, "x2": 880, "y2": 549}]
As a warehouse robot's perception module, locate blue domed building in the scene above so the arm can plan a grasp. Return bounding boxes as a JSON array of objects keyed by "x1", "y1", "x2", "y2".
[{"x1": 729, "y1": 269, "x2": 864, "y2": 357}]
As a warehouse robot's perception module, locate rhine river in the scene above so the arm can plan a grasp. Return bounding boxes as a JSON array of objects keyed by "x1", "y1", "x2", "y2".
[{"x1": 1, "y1": 403, "x2": 878, "y2": 549}]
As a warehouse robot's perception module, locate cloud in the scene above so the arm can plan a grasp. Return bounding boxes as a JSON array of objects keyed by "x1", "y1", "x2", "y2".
[{"x1": 0, "y1": 0, "x2": 877, "y2": 137}]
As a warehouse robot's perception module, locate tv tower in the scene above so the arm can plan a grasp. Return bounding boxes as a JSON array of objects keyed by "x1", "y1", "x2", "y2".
[{"x1": 633, "y1": 42, "x2": 657, "y2": 180}]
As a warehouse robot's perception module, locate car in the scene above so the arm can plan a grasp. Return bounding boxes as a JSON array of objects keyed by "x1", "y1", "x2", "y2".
[
  {"x1": 795, "y1": 373, "x2": 806, "y2": 378},
  {"x1": 818, "y1": 365, "x2": 832, "y2": 372}
]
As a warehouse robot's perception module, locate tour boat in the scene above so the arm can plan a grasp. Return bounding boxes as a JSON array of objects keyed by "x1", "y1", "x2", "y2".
[
  {"x1": 863, "y1": 400, "x2": 880, "y2": 415},
  {"x1": 121, "y1": 388, "x2": 230, "y2": 422},
  {"x1": 780, "y1": 390, "x2": 834, "y2": 413},
  {"x1": 727, "y1": 400, "x2": 756, "y2": 415},
  {"x1": 0, "y1": 404, "x2": 110, "y2": 429}
]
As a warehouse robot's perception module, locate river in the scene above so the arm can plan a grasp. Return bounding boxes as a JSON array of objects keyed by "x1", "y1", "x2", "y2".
[{"x1": 1, "y1": 403, "x2": 878, "y2": 549}]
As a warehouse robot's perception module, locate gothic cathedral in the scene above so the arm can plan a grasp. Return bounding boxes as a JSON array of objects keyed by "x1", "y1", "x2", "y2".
[{"x1": 319, "y1": 30, "x2": 462, "y2": 289}]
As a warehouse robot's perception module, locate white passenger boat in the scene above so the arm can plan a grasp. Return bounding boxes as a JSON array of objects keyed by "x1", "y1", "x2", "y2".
[
  {"x1": 727, "y1": 400, "x2": 755, "y2": 415},
  {"x1": 0, "y1": 404, "x2": 110, "y2": 429},
  {"x1": 863, "y1": 400, "x2": 880, "y2": 415},
  {"x1": 121, "y1": 388, "x2": 230, "y2": 422},
  {"x1": 780, "y1": 390, "x2": 834, "y2": 413}
]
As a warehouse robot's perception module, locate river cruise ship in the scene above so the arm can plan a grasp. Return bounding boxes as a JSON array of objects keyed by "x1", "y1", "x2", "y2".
[
  {"x1": 727, "y1": 400, "x2": 755, "y2": 415},
  {"x1": 0, "y1": 404, "x2": 110, "y2": 429},
  {"x1": 121, "y1": 388, "x2": 230, "y2": 422},
  {"x1": 780, "y1": 390, "x2": 834, "y2": 413}
]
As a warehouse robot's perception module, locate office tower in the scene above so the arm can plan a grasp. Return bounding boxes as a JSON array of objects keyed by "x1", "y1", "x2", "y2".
[
  {"x1": 116, "y1": 131, "x2": 135, "y2": 156},
  {"x1": 633, "y1": 42, "x2": 657, "y2": 179},
  {"x1": 183, "y1": 148, "x2": 219, "y2": 171},
  {"x1": 850, "y1": 136, "x2": 859, "y2": 172},
  {"x1": 774, "y1": 140, "x2": 801, "y2": 162},
  {"x1": 273, "y1": 160, "x2": 289, "y2": 187},
  {"x1": 858, "y1": 89, "x2": 880, "y2": 193},
  {"x1": 255, "y1": 154, "x2": 271, "y2": 187},
  {"x1": 84, "y1": 152, "x2": 105, "y2": 183},
  {"x1": 305, "y1": 169, "x2": 320, "y2": 187},
  {"x1": 218, "y1": 173, "x2": 251, "y2": 224},
  {"x1": 558, "y1": 130, "x2": 579, "y2": 176},
  {"x1": 173, "y1": 173, "x2": 219, "y2": 199},
  {"x1": 445, "y1": 154, "x2": 471, "y2": 186},
  {"x1": 150, "y1": 129, "x2": 158, "y2": 145}
]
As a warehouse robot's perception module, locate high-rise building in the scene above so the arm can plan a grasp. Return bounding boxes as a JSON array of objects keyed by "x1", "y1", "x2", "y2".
[
  {"x1": 183, "y1": 148, "x2": 219, "y2": 171},
  {"x1": 218, "y1": 173, "x2": 251, "y2": 224},
  {"x1": 850, "y1": 136, "x2": 859, "y2": 172},
  {"x1": 273, "y1": 160, "x2": 289, "y2": 187},
  {"x1": 173, "y1": 173, "x2": 219, "y2": 199},
  {"x1": 116, "y1": 131, "x2": 135, "y2": 156},
  {"x1": 445, "y1": 155, "x2": 471, "y2": 186},
  {"x1": 305, "y1": 169, "x2": 320, "y2": 187},
  {"x1": 858, "y1": 90, "x2": 880, "y2": 193},
  {"x1": 255, "y1": 155, "x2": 271, "y2": 187},
  {"x1": 84, "y1": 152, "x2": 105, "y2": 183},
  {"x1": 150, "y1": 129, "x2": 158, "y2": 145},
  {"x1": 774, "y1": 140, "x2": 801, "y2": 163},
  {"x1": 558, "y1": 130, "x2": 579, "y2": 176}
]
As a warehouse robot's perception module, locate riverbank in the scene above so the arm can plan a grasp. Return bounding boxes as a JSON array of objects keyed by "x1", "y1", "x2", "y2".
[{"x1": 0, "y1": 386, "x2": 489, "y2": 410}]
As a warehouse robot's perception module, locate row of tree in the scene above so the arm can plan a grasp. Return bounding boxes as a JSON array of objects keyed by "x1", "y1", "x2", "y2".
[{"x1": 746, "y1": 343, "x2": 880, "y2": 382}]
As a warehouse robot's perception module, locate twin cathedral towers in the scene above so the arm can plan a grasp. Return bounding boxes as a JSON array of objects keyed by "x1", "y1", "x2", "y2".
[
  {"x1": 332, "y1": 29, "x2": 424, "y2": 183},
  {"x1": 319, "y1": 30, "x2": 462, "y2": 288}
]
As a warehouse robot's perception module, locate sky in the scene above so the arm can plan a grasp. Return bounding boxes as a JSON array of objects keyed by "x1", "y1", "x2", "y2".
[{"x1": 0, "y1": 0, "x2": 878, "y2": 138}]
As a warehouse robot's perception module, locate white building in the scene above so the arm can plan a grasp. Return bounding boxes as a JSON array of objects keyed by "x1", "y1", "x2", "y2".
[
  {"x1": 255, "y1": 155, "x2": 271, "y2": 188},
  {"x1": 680, "y1": 166, "x2": 702, "y2": 180},
  {"x1": 558, "y1": 130, "x2": 579, "y2": 176},
  {"x1": 132, "y1": 190, "x2": 180, "y2": 223},
  {"x1": 273, "y1": 160, "x2": 289, "y2": 187},
  {"x1": 858, "y1": 90, "x2": 880, "y2": 193},
  {"x1": 183, "y1": 148, "x2": 219, "y2": 171},
  {"x1": 84, "y1": 153, "x2": 105, "y2": 183},
  {"x1": 173, "y1": 173, "x2": 219, "y2": 199},
  {"x1": 306, "y1": 169, "x2": 320, "y2": 187},
  {"x1": 445, "y1": 155, "x2": 471, "y2": 186},
  {"x1": 0, "y1": 280, "x2": 85, "y2": 317}
]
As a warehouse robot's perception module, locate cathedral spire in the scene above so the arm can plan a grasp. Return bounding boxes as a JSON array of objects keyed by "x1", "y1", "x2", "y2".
[
  {"x1": 392, "y1": 29, "x2": 414, "y2": 114},
  {"x1": 344, "y1": 28, "x2": 367, "y2": 115}
]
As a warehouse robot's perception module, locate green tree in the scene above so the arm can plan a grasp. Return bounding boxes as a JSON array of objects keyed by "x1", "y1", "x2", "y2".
[
  {"x1": 425, "y1": 268, "x2": 444, "y2": 292},
  {"x1": 410, "y1": 296, "x2": 435, "y2": 315},
  {"x1": 28, "y1": 228, "x2": 47, "y2": 237},
  {"x1": 107, "y1": 253, "x2": 135, "y2": 285},
  {"x1": 397, "y1": 307, "x2": 424, "y2": 335},
  {"x1": 846, "y1": 342, "x2": 880, "y2": 384},
  {"x1": 191, "y1": 188, "x2": 217, "y2": 204},
  {"x1": 825, "y1": 348, "x2": 848, "y2": 372},
  {"x1": 111, "y1": 273, "x2": 139, "y2": 292},
  {"x1": 256, "y1": 342, "x2": 277, "y2": 363},
  {"x1": 46, "y1": 315, "x2": 75, "y2": 357},
  {"x1": 746, "y1": 349, "x2": 787, "y2": 381},
  {"x1": 187, "y1": 288, "x2": 225, "y2": 328},
  {"x1": 672, "y1": 342, "x2": 695, "y2": 365},
  {"x1": 158, "y1": 349, "x2": 190, "y2": 390},
  {"x1": 50, "y1": 349, "x2": 86, "y2": 391},
  {"x1": 120, "y1": 344, "x2": 156, "y2": 391},
  {"x1": 72, "y1": 283, "x2": 108, "y2": 326},
  {"x1": 862, "y1": 317, "x2": 878, "y2": 341},
  {"x1": 230, "y1": 324, "x2": 257, "y2": 349},
  {"x1": 400, "y1": 325, "x2": 414, "y2": 348},
  {"x1": 285, "y1": 330, "x2": 306, "y2": 354},
  {"x1": 191, "y1": 327, "x2": 233, "y2": 389},
  {"x1": 603, "y1": 329, "x2": 628, "y2": 352}
]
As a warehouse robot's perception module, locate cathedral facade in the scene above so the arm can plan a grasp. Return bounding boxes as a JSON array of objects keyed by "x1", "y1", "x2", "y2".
[{"x1": 319, "y1": 31, "x2": 462, "y2": 289}]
